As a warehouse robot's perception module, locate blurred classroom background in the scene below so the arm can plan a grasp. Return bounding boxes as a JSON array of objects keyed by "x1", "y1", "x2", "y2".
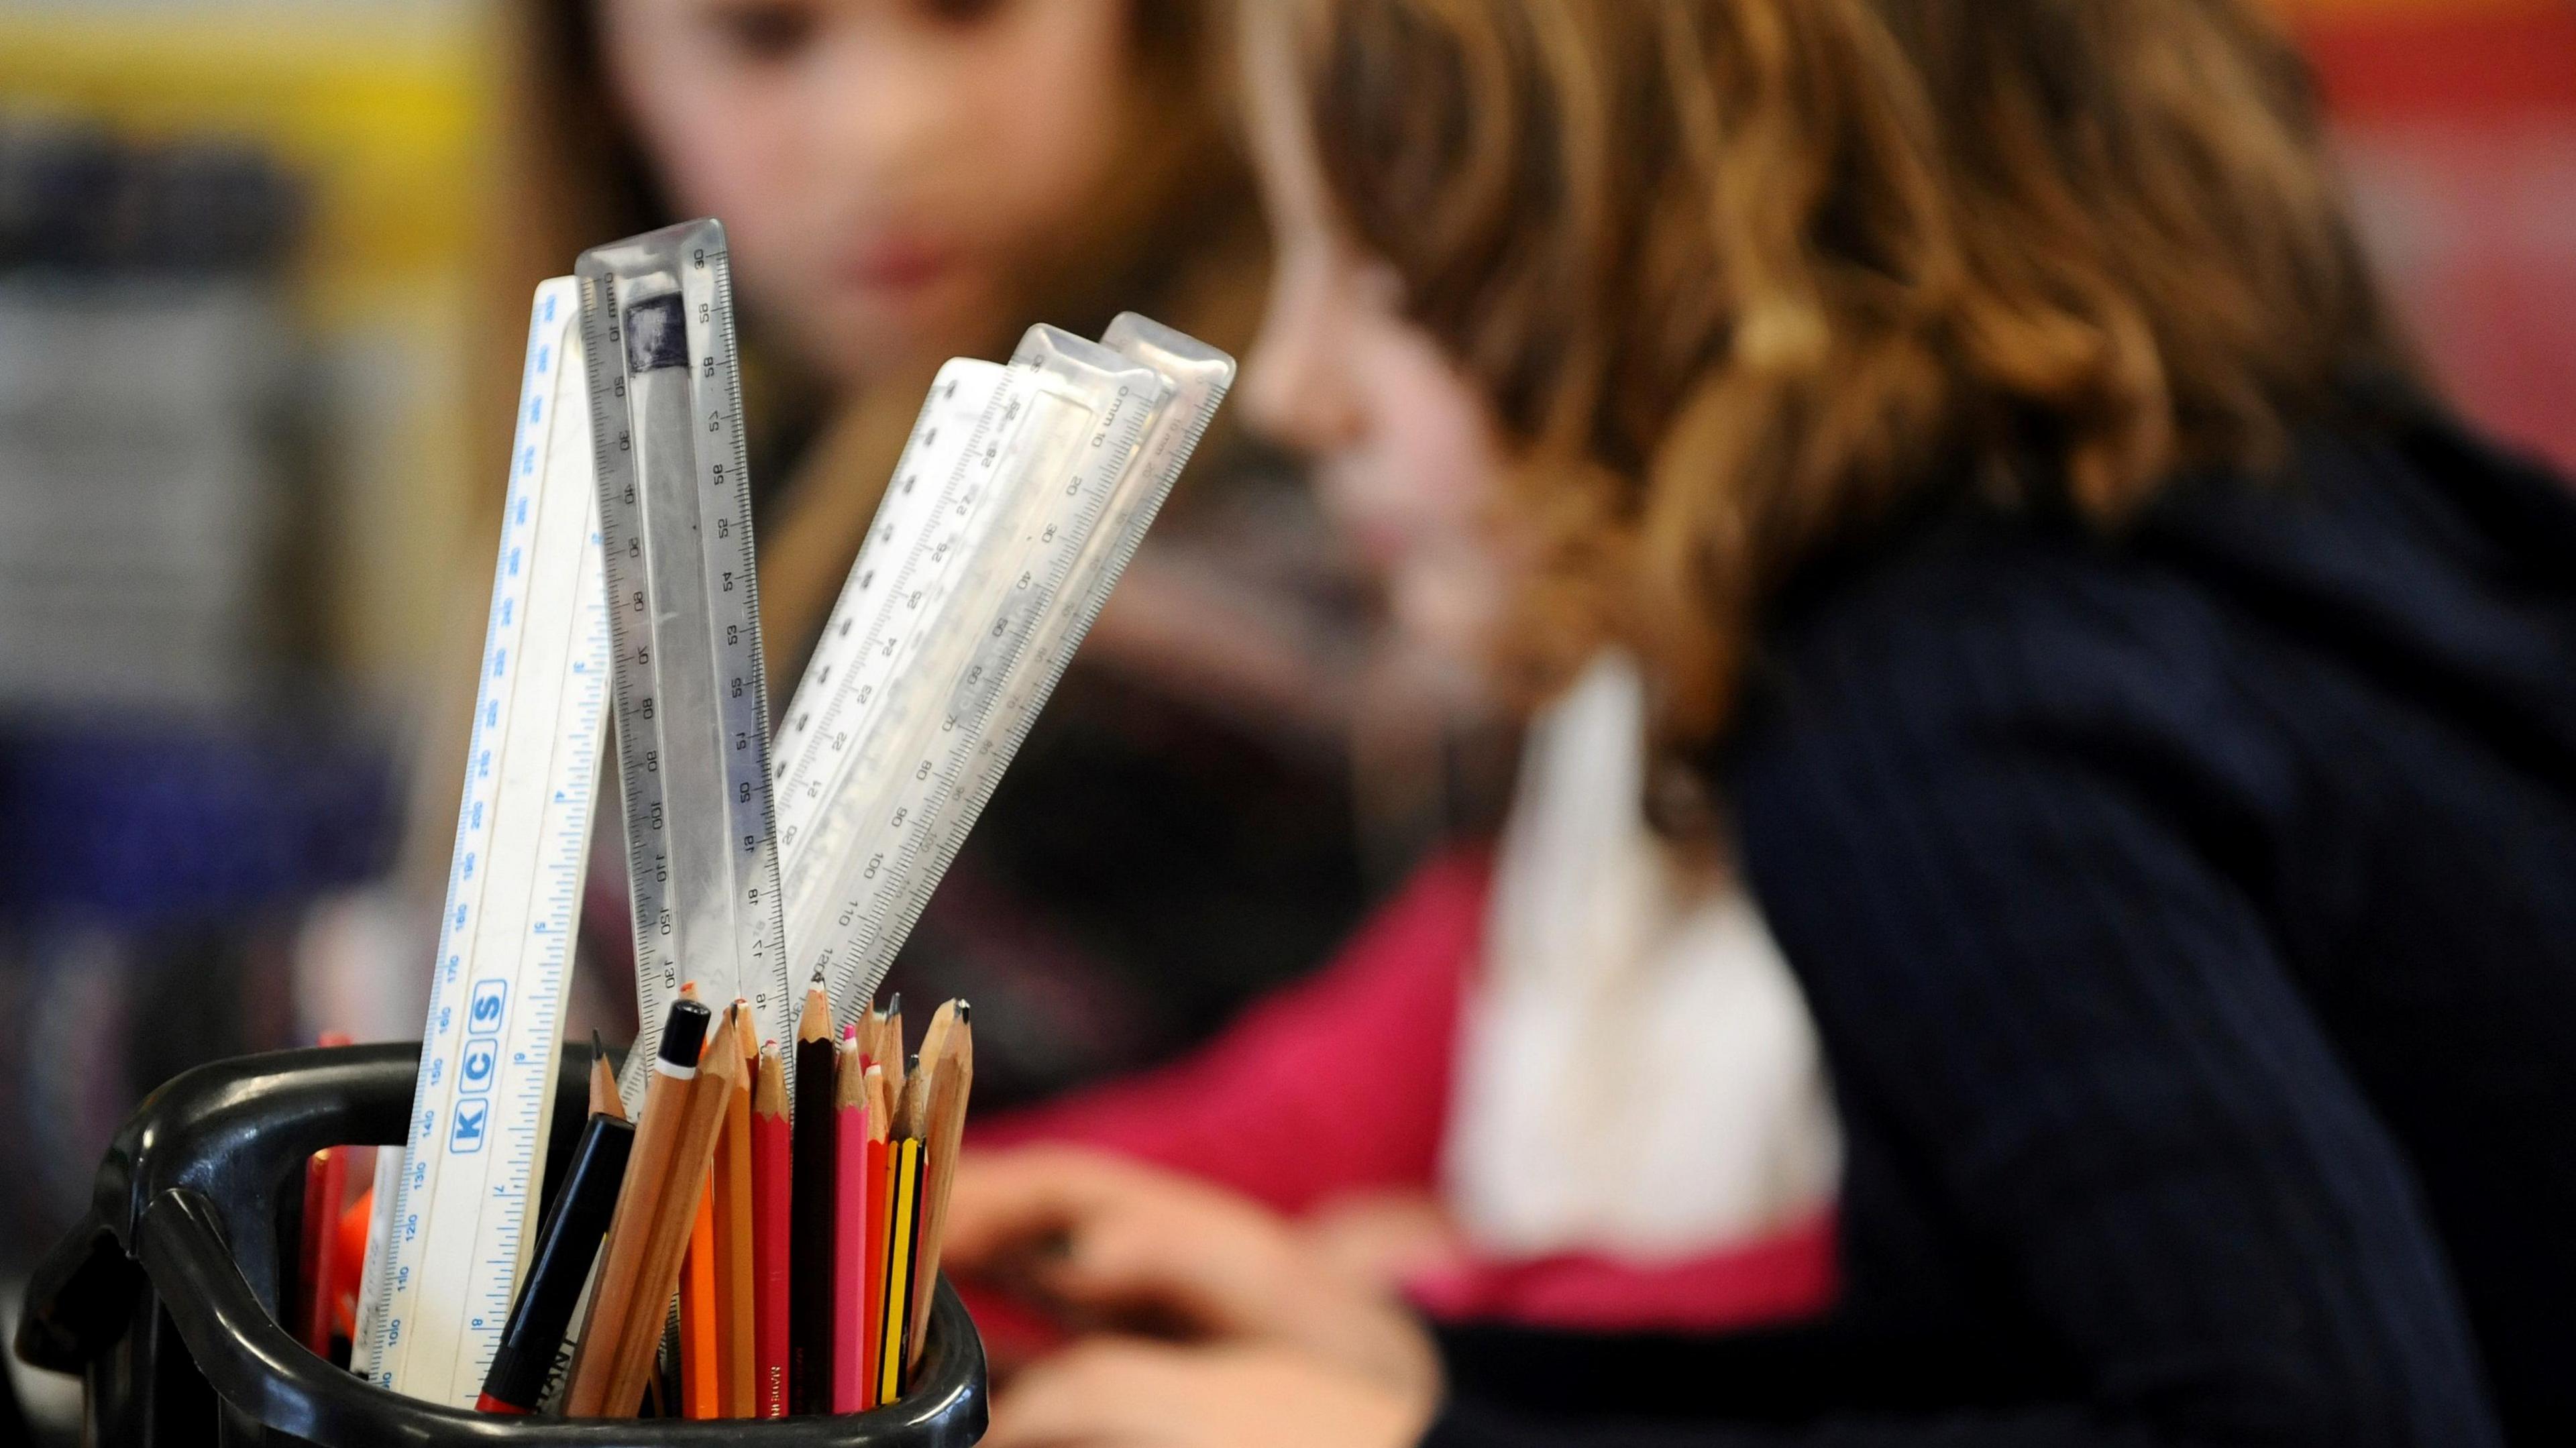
[{"x1": 0, "y1": 0, "x2": 2570, "y2": 1430}]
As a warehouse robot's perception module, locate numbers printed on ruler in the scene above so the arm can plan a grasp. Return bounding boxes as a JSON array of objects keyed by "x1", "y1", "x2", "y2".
[
  {"x1": 771, "y1": 359, "x2": 1014, "y2": 864},
  {"x1": 775, "y1": 371, "x2": 1106, "y2": 1001},
  {"x1": 358, "y1": 278, "x2": 610, "y2": 1406},
  {"x1": 578, "y1": 219, "x2": 792, "y2": 1102},
  {"x1": 771, "y1": 319, "x2": 1233, "y2": 1025},
  {"x1": 813, "y1": 339, "x2": 1165, "y2": 1019},
  {"x1": 927, "y1": 317, "x2": 1236, "y2": 862}
]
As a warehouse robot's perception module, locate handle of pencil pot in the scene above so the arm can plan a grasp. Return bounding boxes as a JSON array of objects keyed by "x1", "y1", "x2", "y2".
[
  {"x1": 127, "y1": 1174, "x2": 987, "y2": 1446},
  {"x1": 85, "y1": 1042, "x2": 419, "y2": 1317},
  {"x1": 28, "y1": 1040, "x2": 989, "y2": 1446}
]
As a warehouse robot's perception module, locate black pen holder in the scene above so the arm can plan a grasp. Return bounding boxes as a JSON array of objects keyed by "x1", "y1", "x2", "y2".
[{"x1": 14, "y1": 1042, "x2": 987, "y2": 1448}]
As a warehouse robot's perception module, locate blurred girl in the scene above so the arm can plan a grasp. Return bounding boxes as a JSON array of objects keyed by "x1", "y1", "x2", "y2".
[
  {"x1": 440, "y1": 0, "x2": 1394, "y2": 1090},
  {"x1": 948, "y1": 2, "x2": 2576, "y2": 1445}
]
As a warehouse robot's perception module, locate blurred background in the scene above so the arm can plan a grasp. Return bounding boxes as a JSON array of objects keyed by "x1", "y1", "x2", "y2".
[{"x1": 0, "y1": 0, "x2": 2569, "y2": 1434}]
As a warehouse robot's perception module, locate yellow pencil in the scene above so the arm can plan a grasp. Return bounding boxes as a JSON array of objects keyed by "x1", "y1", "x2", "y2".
[{"x1": 875, "y1": 1136, "x2": 923, "y2": 1403}]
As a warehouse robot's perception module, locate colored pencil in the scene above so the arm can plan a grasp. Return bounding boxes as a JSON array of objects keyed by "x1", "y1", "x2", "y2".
[
  {"x1": 832, "y1": 1034, "x2": 871, "y2": 1412},
  {"x1": 601, "y1": 1002, "x2": 743, "y2": 1416},
  {"x1": 790, "y1": 983, "x2": 837, "y2": 1412},
  {"x1": 752, "y1": 1045, "x2": 792, "y2": 1417},
  {"x1": 862, "y1": 1063, "x2": 890, "y2": 1408},
  {"x1": 564, "y1": 996, "x2": 711, "y2": 1416},
  {"x1": 295, "y1": 1031, "x2": 355, "y2": 1358},
  {"x1": 717, "y1": 1009, "x2": 756, "y2": 1416},
  {"x1": 681, "y1": 1169, "x2": 717, "y2": 1417},
  {"x1": 875, "y1": 1136, "x2": 924, "y2": 1404}
]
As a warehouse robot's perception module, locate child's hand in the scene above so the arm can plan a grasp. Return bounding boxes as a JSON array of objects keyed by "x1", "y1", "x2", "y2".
[
  {"x1": 984, "y1": 1337, "x2": 1434, "y2": 1448},
  {"x1": 942, "y1": 1146, "x2": 1442, "y2": 1398}
]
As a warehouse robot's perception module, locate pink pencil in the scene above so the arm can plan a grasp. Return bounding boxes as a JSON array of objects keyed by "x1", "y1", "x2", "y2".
[{"x1": 832, "y1": 1033, "x2": 872, "y2": 1412}]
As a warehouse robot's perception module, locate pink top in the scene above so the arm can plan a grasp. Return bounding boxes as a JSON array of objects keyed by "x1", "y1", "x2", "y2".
[{"x1": 982, "y1": 848, "x2": 1838, "y2": 1335}]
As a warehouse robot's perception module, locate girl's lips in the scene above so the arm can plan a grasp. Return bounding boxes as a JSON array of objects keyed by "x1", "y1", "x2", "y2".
[{"x1": 841, "y1": 235, "x2": 960, "y2": 294}]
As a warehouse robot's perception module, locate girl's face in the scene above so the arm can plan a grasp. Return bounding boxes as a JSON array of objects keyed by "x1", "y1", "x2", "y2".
[
  {"x1": 1236, "y1": 13, "x2": 1511, "y2": 670},
  {"x1": 598, "y1": 0, "x2": 1135, "y2": 386}
]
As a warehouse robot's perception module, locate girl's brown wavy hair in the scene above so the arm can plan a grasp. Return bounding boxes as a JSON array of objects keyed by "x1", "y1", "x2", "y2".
[{"x1": 1273, "y1": 0, "x2": 2412, "y2": 741}]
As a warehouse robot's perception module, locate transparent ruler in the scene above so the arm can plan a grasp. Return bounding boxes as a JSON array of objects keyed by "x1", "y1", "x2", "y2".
[
  {"x1": 578, "y1": 219, "x2": 792, "y2": 1102},
  {"x1": 356, "y1": 277, "x2": 611, "y2": 1404},
  {"x1": 774, "y1": 317, "x2": 1230, "y2": 1021}
]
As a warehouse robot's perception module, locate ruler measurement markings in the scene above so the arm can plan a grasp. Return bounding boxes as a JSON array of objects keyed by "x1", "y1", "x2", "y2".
[
  {"x1": 374, "y1": 296, "x2": 553, "y2": 1392},
  {"x1": 771, "y1": 363, "x2": 1004, "y2": 842},
  {"x1": 830, "y1": 371, "x2": 1163, "y2": 1015},
  {"x1": 581, "y1": 221, "x2": 788, "y2": 1103},
  {"x1": 772, "y1": 374, "x2": 1071, "y2": 956},
  {"x1": 774, "y1": 368, "x2": 1030, "y2": 877},
  {"x1": 780, "y1": 379, "x2": 1101, "y2": 999},
  {"x1": 928, "y1": 319, "x2": 1234, "y2": 867},
  {"x1": 367, "y1": 280, "x2": 608, "y2": 1404},
  {"x1": 784, "y1": 332, "x2": 1173, "y2": 1019}
]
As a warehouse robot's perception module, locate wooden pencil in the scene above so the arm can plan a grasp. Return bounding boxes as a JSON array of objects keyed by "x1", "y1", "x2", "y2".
[
  {"x1": 831, "y1": 1034, "x2": 871, "y2": 1412},
  {"x1": 878, "y1": 994, "x2": 906, "y2": 1107},
  {"x1": 906, "y1": 1004, "x2": 973, "y2": 1368},
  {"x1": 590, "y1": 1029, "x2": 627, "y2": 1122},
  {"x1": 863, "y1": 1063, "x2": 890, "y2": 1406},
  {"x1": 751, "y1": 1046, "x2": 792, "y2": 1417},
  {"x1": 875, "y1": 1135, "x2": 923, "y2": 1404},
  {"x1": 912, "y1": 1003, "x2": 957, "y2": 1106},
  {"x1": 790, "y1": 983, "x2": 837, "y2": 1412},
  {"x1": 562, "y1": 996, "x2": 711, "y2": 1416},
  {"x1": 718, "y1": 1010, "x2": 756, "y2": 1416},
  {"x1": 600, "y1": 1003, "x2": 743, "y2": 1416},
  {"x1": 681, "y1": 1169, "x2": 717, "y2": 1417}
]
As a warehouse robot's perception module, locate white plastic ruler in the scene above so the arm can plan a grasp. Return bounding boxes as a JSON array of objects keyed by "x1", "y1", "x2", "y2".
[
  {"x1": 578, "y1": 219, "x2": 792, "y2": 1101},
  {"x1": 773, "y1": 319, "x2": 1230, "y2": 1021},
  {"x1": 356, "y1": 276, "x2": 611, "y2": 1404}
]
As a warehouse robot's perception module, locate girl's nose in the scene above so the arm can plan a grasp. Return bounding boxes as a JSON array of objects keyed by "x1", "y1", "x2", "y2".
[{"x1": 1242, "y1": 274, "x2": 1364, "y2": 454}]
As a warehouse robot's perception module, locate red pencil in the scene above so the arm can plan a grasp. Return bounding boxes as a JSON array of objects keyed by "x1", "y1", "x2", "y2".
[
  {"x1": 833, "y1": 1034, "x2": 871, "y2": 1412},
  {"x1": 297, "y1": 1030, "x2": 354, "y2": 1356},
  {"x1": 752, "y1": 1046, "x2": 792, "y2": 1418},
  {"x1": 861, "y1": 1063, "x2": 890, "y2": 1408}
]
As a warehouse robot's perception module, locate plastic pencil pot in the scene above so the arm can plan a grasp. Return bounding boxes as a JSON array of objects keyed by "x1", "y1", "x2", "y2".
[{"x1": 13, "y1": 1041, "x2": 988, "y2": 1448}]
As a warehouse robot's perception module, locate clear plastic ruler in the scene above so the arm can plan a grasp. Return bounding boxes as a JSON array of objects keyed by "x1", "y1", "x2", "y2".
[
  {"x1": 769, "y1": 358, "x2": 1021, "y2": 873},
  {"x1": 774, "y1": 333, "x2": 1150, "y2": 1015},
  {"x1": 774, "y1": 319, "x2": 1230, "y2": 1021},
  {"x1": 577, "y1": 219, "x2": 792, "y2": 1103},
  {"x1": 356, "y1": 277, "x2": 611, "y2": 1404},
  {"x1": 920, "y1": 315, "x2": 1234, "y2": 877},
  {"x1": 773, "y1": 367, "x2": 1096, "y2": 1007}
]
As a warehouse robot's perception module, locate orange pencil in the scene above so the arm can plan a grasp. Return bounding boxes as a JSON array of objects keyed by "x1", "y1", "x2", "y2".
[
  {"x1": 717, "y1": 1008, "x2": 756, "y2": 1416},
  {"x1": 862, "y1": 1062, "x2": 890, "y2": 1407},
  {"x1": 681, "y1": 1169, "x2": 718, "y2": 1417},
  {"x1": 751, "y1": 1046, "x2": 792, "y2": 1417}
]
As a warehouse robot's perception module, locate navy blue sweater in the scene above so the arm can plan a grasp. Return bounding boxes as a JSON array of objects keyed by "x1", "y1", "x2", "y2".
[{"x1": 1425, "y1": 408, "x2": 2576, "y2": 1447}]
